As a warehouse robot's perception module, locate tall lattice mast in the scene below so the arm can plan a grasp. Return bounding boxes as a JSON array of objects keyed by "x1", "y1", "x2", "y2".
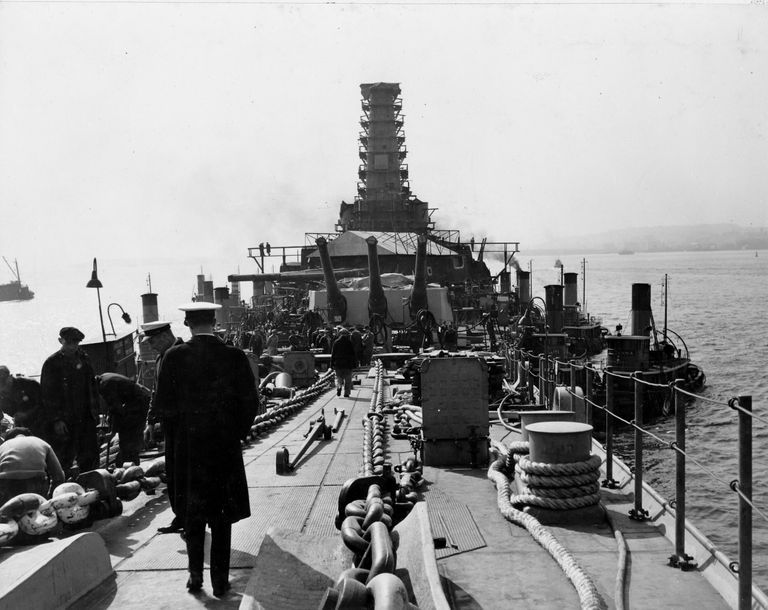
[{"x1": 338, "y1": 83, "x2": 431, "y2": 233}]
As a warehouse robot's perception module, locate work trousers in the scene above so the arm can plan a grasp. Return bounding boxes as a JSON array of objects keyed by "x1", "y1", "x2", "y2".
[
  {"x1": 113, "y1": 415, "x2": 144, "y2": 466},
  {"x1": 0, "y1": 475, "x2": 49, "y2": 506},
  {"x1": 185, "y1": 514, "x2": 232, "y2": 585},
  {"x1": 334, "y1": 368, "x2": 353, "y2": 397},
  {"x1": 50, "y1": 415, "x2": 99, "y2": 478}
]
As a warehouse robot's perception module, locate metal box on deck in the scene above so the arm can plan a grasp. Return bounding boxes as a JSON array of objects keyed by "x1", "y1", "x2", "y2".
[
  {"x1": 420, "y1": 357, "x2": 489, "y2": 467},
  {"x1": 282, "y1": 352, "x2": 315, "y2": 388}
]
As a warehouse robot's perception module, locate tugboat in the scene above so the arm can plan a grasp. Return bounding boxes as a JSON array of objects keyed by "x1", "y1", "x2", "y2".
[{"x1": 0, "y1": 258, "x2": 34, "y2": 302}]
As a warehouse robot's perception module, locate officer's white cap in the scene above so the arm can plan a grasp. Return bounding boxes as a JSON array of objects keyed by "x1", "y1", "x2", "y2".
[
  {"x1": 140, "y1": 321, "x2": 171, "y2": 336},
  {"x1": 178, "y1": 302, "x2": 222, "y2": 312}
]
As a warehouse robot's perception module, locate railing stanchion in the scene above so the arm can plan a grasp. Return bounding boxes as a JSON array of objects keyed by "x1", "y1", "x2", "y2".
[
  {"x1": 669, "y1": 379, "x2": 696, "y2": 570},
  {"x1": 602, "y1": 367, "x2": 617, "y2": 488},
  {"x1": 539, "y1": 354, "x2": 547, "y2": 408},
  {"x1": 585, "y1": 366, "x2": 592, "y2": 426},
  {"x1": 629, "y1": 372, "x2": 648, "y2": 519},
  {"x1": 734, "y1": 395, "x2": 753, "y2": 610}
]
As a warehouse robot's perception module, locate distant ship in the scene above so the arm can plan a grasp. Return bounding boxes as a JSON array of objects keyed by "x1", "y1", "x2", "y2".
[
  {"x1": 618, "y1": 248, "x2": 635, "y2": 255},
  {"x1": 0, "y1": 257, "x2": 34, "y2": 302}
]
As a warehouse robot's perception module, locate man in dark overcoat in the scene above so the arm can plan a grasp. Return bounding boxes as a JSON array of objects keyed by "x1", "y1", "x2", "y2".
[
  {"x1": 154, "y1": 303, "x2": 259, "y2": 596},
  {"x1": 40, "y1": 327, "x2": 99, "y2": 478},
  {"x1": 142, "y1": 321, "x2": 185, "y2": 534}
]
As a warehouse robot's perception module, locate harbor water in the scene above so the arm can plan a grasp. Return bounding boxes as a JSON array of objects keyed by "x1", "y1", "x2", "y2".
[{"x1": 0, "y1": 249, "x2": 766, "y2": 590}]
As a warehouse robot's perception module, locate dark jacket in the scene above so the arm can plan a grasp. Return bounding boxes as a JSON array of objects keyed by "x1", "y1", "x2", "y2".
[
  {"x1": 330, "y1": 335, "x2": 356, "y2": 370},
  {"x1": 97, "y1": 373, "x2": 151, "y2": 425},
  {"x1": 154, "y1": 335, "x2": 259, "y2": 524},
  {"x1": 40, "y1": 350, "x2": 98, "y2": 427},
  {"x1": 0, "y1": 376, "x2": 43, "y2": 434},
  {"x1": 145, "y1": 337, "x2": 184, "y2": 425}
]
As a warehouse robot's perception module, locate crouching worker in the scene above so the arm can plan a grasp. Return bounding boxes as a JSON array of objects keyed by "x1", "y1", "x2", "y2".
[
  {"x1": 97, "y1": 373, "x2": 151, "y2": 466},
  {"x1": 0, "y1": 427, "x2": 65, "y2": 506}
]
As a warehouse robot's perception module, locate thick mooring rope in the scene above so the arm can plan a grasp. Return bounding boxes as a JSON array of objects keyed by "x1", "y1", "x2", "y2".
[{"x1": 488, "y1": 456, "x2": 605, "y2": 610}]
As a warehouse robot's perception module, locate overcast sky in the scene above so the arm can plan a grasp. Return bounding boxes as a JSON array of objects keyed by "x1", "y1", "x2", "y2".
[{"x1": 1, "y1": 0, "x2": 767, "y2": 278}]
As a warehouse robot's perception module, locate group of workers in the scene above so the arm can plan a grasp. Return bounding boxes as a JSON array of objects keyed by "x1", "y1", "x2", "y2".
[
  {"x1": 1, "y1": 302, "x2": 260, "y2": 597},
  {"x1": 0, "y1": 327, "x2": 153, "y2": 488}
]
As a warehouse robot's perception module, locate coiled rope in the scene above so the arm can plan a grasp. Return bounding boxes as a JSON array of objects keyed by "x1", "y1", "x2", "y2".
[{"x1": 487, "y1": 451, "x2": 605, "y2": 610}]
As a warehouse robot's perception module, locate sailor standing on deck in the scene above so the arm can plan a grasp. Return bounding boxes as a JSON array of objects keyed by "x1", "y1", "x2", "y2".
[
  {"x1": 141, "y1": 321, "x2": 185, "y2": 534},
  {"x1": 154, "y1": 303, "x2": 259, "y2": 596},
  {"x1": 330, "y1": 327, "x2": 356, "y2": 397},
  {"x1": 0, "y1": 366, "x2": 44, "y2": 436},
  {"x1": 40, "y1": 327, "x2": 99, "y2": 478}
]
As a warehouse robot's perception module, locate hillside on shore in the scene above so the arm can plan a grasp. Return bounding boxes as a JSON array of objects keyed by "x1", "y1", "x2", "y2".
[{"x1": 525, "y1": 223, "x2": 768, "y2": 255}]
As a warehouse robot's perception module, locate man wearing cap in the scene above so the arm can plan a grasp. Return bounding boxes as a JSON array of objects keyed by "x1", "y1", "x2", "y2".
[
  {"x1": 40, "y1": 327, "x2": 99, "y2": 478},
  {"x1": 0, "y1": 366, "x2": 44, "y2": 436},
  {"x1": 140, "y1": 321, "x2": 185, "y2": 534},
  {"x1": 154, "y1": 303, "x2": 259, "y2": 596}
]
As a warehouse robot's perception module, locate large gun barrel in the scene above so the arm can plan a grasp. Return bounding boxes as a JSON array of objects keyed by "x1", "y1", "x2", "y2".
[
  {"x1": 366, "y1": 236, "x2": 388, "y2": 319},
  {"x1": 228, "y1": 268, "x2": 366, "y2": 283},
  {"x1": 409, "y1": 234, "x2": 429, "y2": 318},
  {"x1": 316, "y1": 237, "x2": 347, "y2": 324}
]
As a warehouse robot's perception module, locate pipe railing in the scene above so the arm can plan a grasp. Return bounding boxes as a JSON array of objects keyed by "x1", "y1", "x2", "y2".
[{"x1": 504, "y1": 344, "x2": 765, "y2": 609}]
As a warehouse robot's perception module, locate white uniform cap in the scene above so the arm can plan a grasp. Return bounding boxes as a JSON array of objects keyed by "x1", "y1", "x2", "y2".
[
  {"x1": 140, "y1": 321, "x2": 171, "y2": 335},
  {"x1": 178, "y1": 302, "x2": 222, "y2": 312}
]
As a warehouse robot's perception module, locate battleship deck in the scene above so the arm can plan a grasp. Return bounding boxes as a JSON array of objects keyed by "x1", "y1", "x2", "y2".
[{"x1": 2, "y1": 369, "x2": 737, "y2": 609}]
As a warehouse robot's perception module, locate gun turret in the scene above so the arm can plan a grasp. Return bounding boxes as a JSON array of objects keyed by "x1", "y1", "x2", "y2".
[
  {"x1": 366, "y1": 236, "x2": 388, "y2": 319},
  {"x1": 315, "y1": 237, "x2": 347, "y2": 324}
]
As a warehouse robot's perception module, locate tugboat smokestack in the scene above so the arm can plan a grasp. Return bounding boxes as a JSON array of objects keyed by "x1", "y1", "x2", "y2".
[
  {"x1": 630, "y1": 283, "x2": 652, "y2": 336},
  {"x1": 545, "y1": 284, "x2": 564, "y2": 333},
  {"x1": 564, "y1": 272, "x2": 578, "y2": 306},
  {"x1": 517, "y1": 270, "x2": 531, "y2": 306}
]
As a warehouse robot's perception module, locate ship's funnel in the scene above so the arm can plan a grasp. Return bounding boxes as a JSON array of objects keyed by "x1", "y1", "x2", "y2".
[
  {"x1": 409, "y1": 235, "x2": 429, "y2": 318},
  {"x1": 630, "y1": 283, "x2": 652, "y2": 336},
  {"x1": 564, "y1": 272, "x2": 578, "y2": 306},
  {"x1": 141, "y1": 293, "x2": 158, "y2": 324},
  {"x1": 214, "y1": 287, "x2": 229, "y2": 326},
  {"x1": 517, "y1": 270, "x2": 531, "y2": 306},
  {"x1": 203, "y1": 281, "x2": 214, "y2": 303},
  {"x1": 544, "y1": 284, "x2": 564, "y2": 333},
  {"x1": 366, "y1": 236, "x2": 388, "y2": 319},
  {"x1": 315, "y1": 237, "x2": 347, "y2": 324}
]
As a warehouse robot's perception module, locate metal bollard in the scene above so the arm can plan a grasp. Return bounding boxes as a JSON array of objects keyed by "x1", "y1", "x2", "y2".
[{"x1": 629, "y1": 372, "x2": 648, "y2": 520}]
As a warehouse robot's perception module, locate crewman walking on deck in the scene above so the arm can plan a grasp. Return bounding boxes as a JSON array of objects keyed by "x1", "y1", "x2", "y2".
[
  {"x1": 141, "y1": 321, "x2": 185, "y2": 534},
  {"x1": 0, "y1": 366, "x2": 44, "y2": 435},
  {"x1": 40, "y1": 327, "x2": 99, "y2": 478},
  {"x1": 330, "y1": 327, "x2": 356, "y2": 397},
  {"x1": 154, "y1": 303, "x2": 259, "y2": 597}
]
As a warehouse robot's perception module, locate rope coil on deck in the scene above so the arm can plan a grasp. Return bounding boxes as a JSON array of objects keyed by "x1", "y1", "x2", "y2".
[
  {"x1": 487, "y1": 451, "x2": 604, "y2": 610},
  {"x1": 511, "y1": 452, "x2": 602, "y2": 510}
]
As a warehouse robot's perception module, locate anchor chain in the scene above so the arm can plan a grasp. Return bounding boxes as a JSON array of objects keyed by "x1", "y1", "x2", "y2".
[
  {"x1": 249, "y1": 370, "x2": 334, "y2": 439},
  {"x1": 322, "y1": 361, "x2": 419, "y2": 609}
]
